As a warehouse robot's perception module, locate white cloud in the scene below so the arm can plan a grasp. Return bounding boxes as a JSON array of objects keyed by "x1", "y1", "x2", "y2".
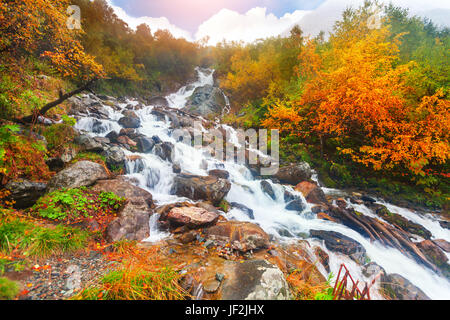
[
  {"x1": 195, "y1": 7, "x2": 310, "y2": 45},
  {"x1": 105, "y1": 0, "x2": 193, "y2": 40},
  {"x1": 105, "y1": 0, "x2": 450, "y2": 45},
  {"x1": 291, "y1": 0, "x2": 450, "y2": 38}
]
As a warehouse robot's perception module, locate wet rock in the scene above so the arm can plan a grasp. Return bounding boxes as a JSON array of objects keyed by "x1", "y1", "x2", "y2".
[
  {"x1": 92, "y1": 177, "x2": 153, "y2": 242},
  {"x1": 316, "y1": 212, "x2": 337, "y2": 222},
  {"x1": 221, "y1": 260, "x2": 291, "y2": 300},
  {"x1": 204, "y1": 221, "x2": 270, "y2": 252},
  {"x1": 361, "y1": 195, "x2": 377, "y2": 204},
  {"x1": 91, "y1": 177, "x2": 153, "y2": 207},
  {"x1": 260, "y1": 181, "x2": 276, "y2": 200},
  {"x1": 283, "y1": 190, "x2": 300, "y2": 203},
  {"x1": 136, "y1": 136, "x2": 155, "y2": 153},
  {"x1": 171, "y1": 174, "x2": 231, "y2": 205},
  {"x1": 105, "y1": 131, "x2": 119, "y2": 144},
  {"x1": 335, "y1": 198, "x2": 348, "y2": 209},
  {"x1": 119, "y1": 128, "x2": 139, "y2": 139},
  {"x1": 118, "y1": 116, "x2": 141, "y2": 129},
  {"x1": 362, "y1": 262, "x2": 385, "y2": 278},
  {"x1": 154, "y1": 142, "x2": 174, "y2": 162},
  {"x1": 152, "y1": 136, "x2": 162, "y2": 144},
  {"x1": 325, "y1": 206, "x2": 438, "y2": 272},
  {"x1": 105, "y1": 202, "x2": 151, "y2": 242},
  {"x1": 433, "y1": 239, "x2": 450, "y2": 253},
  {"x1": 166, "y1": 207, "x2": 219, "y2": 229},
  {"x1": 273, "y1": 162, "x2": 312, "y2": 185},
  {"x1": 380, "y1": 273, "x2": 430, "y2": 300},
  {"x1": 310, "y1": 230, "x2": 366, "y2": 265},
  {"x1": 230, "y1": 202, "x2": 254, "y2": 220},
  {"x1": 439, "y1": 220, "x2": 450, "y2": 230},
  {"x1": 148, "y1": 96, "x2": 169, "y2": 107},
  {"x1": 313, "y1": 247, "x2": 330, "y2": 273},
  {"x1": 374, "y1": 205, "x2": 432, "y2": 239},
  {"x1": 122, "y1": 110, "x2": 138, "y2": 118},
  {"x1": 102, "y1": 146, "x2": 126, "y2": 170},
  {"x1": 285, "y1": 199, "x2": 306, "y2": 212},
  {"x1": 47, "y1": 161, "x2": 108, "y2": 192},
  {"x1": 417, "y1": 240, "x2": 448, "y2": 268},
  {"x1": 203, "y1": 279, "x2": 221, "y2": 293},
  {"x1": 74, "y1": 134, "x2": 103, "y2": 152},
  {"x1": 311, "y1": 204, "x2": 329, "y2": 214},
  {"x1": 179, "y1": 231, "x2": 198, "y2": 244},
  {"x1": 208, "y1": 169, "x2": 230, "y2": 180},
  {"x1": 117, "y1": 135, "x2": 137, "y2": 148},
  {"x1": 295, "y1": 181, "x2": 327, "y2": 204},
  {"x1": 5, "y1": 179, "x2": 47, "y2": 209},
  {"x1": 184, "y1": 84, "x2": 225, "y2": 117},
  {"x1": 172, "y1": 164, "x2": 181, "y2": 174}
]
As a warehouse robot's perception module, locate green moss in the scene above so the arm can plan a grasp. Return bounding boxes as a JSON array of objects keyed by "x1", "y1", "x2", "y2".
[
  {"x1": 72, "y1": 152, "x2": 106, "y2": 164},
  {"x1": 0, "y1": 277, "x2": 20, "y2": 300},
  {"x1": 218, "y1": 199, "x2": 230, "y2": 213}
]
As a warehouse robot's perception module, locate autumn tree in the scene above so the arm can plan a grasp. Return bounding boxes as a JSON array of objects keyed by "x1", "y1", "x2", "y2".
[
  {"x1": 0, "y1": 0, "x2": 104, "y2": 121},
  {"x1": 264, "y1": 2, "x2": 449, "y2": 178}
]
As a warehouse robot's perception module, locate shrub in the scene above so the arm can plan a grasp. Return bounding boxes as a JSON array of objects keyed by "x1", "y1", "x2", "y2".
[
  {"x1": 32, "y1": 188, "x2": 125, "y2": 222},
  {"x1": 41, "y1": 122, "x2": 76, "y2": 151},
  {"x1": 0, "y1": 124, "x2": 51, "y2": 183}
]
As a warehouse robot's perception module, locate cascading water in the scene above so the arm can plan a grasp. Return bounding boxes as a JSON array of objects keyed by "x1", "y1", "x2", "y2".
[{"x1": 75, "y1": 68, "x2": 450, "y2": 300}]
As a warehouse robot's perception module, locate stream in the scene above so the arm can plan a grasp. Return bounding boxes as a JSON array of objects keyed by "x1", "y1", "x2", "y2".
[{"x1": 75, "y1": 67, "x2": 450, "y2": 300}]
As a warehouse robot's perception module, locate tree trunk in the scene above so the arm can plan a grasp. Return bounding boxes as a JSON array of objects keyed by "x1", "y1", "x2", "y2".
[{"x1": 18, "y1": 79, "x2": 97, "y2": 124}]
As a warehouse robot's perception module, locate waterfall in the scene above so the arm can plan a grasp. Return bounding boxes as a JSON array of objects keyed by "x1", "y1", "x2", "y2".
[{"x1": 75, "y1": 68, "x2": 450, "y2": 300}]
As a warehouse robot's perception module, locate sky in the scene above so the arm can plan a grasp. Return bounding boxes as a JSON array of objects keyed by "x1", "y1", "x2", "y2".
[{"x1": 107, "y1": 0, "x2": 450, "y2": 44}]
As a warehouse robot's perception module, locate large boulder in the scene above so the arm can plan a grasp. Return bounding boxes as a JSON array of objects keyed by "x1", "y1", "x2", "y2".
[
  {"x1": 183, "y1": 84, "x2": 226, "y2": 117},
  {"x1": 91, "y1": 177, "x2": 153, "y2": 242},
  {"x1": 220, "y1": 260, "x2": 291, "y2": 300},
  {"x1": 5, "y1": 179, "x2": 47, "y2": 209},
  {"x1": 274, "y1": 163, "x2": 312, "y2": 185},
  {"x1": 171, "y1": 174, "x2": 231, "y2": 205},
  {"x1": 74, "y1": 134, "x2": 104, "y2": 152},
  {"x1": 102, "y1": 146, "x2": 126, "y2": 170},
  {"x1": 118, "y1": 116, "x2": 141, "y2": 129},
  {"x1": 380, "y1": 273, "x2": 430, "y2": 300},
  {"x1": 295, "y1": 181, "x2": 327, "y2": 205},
  {"x1": 136, "y1": 136, "x2": 155, "y2": 153},
  {"x1": 204, "y1": 221, "x2": 270, "y2": 252},
  {"x1": 105, "y1": 201, "x2": 151, "y2": 242},
  {"x1": 91, "y1": 177, "x2": 153, "y2": 207},
  {"x1": 47, "y1": 161, "x2": 108, "y2": 192},
  {"x1": 310, "y1": 230, "x2": 366, "y2": 265},
  {"x1": 165, "y1": 207, "x2": 219, "y2": 229}
]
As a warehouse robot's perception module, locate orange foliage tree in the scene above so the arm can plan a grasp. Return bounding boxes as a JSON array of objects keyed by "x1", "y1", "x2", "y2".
[
  {"x1": 264, "y1": 20, "x2": 449, "y2": 177},
  {"x1": 0, "y1": 0, "x2": 103, "y2": 82}
]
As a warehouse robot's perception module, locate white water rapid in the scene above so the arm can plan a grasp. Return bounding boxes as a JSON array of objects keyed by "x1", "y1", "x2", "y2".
[{"x1": 75, "y1": 68, "x2": 450, "y2": 300}]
